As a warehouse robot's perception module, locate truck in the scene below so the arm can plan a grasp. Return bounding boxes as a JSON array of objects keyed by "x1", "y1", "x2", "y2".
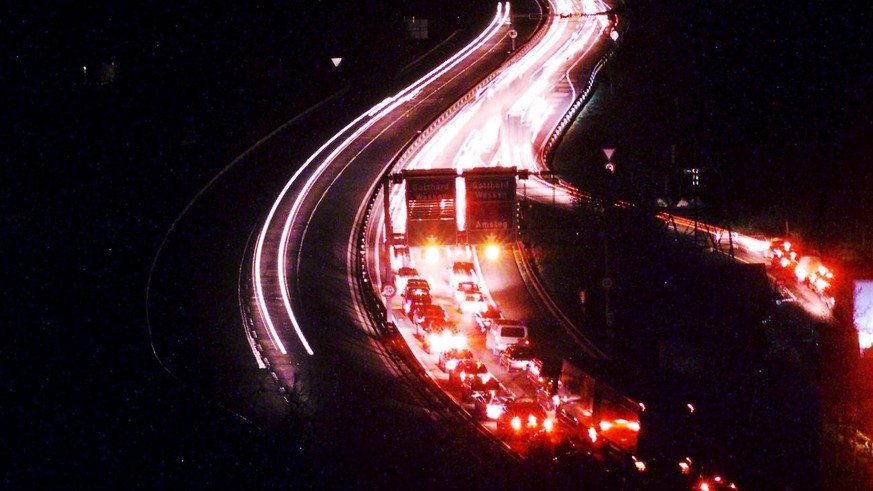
[{"x1": 555, "y1": 359, "x2": 641, "y2": 456}]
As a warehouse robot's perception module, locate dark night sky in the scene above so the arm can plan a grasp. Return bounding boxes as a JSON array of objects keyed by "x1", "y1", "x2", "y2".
[
  {"x1": 4, "y1": 0, "x2": 873, "y2": 487},
  {"x1": 612, "y1": 0, "x2": 873, "y2": 245}
]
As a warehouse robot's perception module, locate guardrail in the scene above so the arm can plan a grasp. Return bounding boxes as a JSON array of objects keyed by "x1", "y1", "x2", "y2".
[
  {"x1": 513, "y1": 242, "x2": 608, "y2": 360},
  {"x1": 540, "y1": 19, "x2": 628, "y2": 169},
  {"x1": 239, "y1": 225, "x2": 302, "y2": 410}
]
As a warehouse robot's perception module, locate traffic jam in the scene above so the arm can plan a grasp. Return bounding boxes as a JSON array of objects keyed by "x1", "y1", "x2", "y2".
[
  {"x1": 385, "y1": 243, "x2": 738, "y2": 489},
  {"x1": 666, "y1": 215, "x2": 839, "y2": 318},
  {"x1": 766, "y1": 239, "x2": 836, "y2": 310}
]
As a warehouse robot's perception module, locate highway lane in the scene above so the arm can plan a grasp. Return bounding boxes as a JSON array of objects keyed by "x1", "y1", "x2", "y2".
[{"x1": 258, "y1": 4, "x2": 504, "y2": 344}]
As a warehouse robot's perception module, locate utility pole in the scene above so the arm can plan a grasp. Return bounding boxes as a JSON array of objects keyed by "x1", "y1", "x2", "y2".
[
  {"x1": 602, "y1": 148, "x2": 616, "y2": 336},
  {"x1": 604, "y1": 233, "x2": 613, "y2": 331}
]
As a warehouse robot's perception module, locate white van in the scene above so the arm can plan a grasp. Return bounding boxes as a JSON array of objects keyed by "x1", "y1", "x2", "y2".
[{"x1": 486, "y1": 319, "x2": 529, "y2": 354}]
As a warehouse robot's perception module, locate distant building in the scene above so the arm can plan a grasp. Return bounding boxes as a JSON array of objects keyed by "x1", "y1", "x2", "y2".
[
  {"x1": 403, "y1": 17, "x2": 428, "y2": 40},
  {"x1": 98, "y1": 62, "x2": 116, "y2": 85},
  {"x1": 82, "y1": 61, "x2": 116, "y2": 86}
]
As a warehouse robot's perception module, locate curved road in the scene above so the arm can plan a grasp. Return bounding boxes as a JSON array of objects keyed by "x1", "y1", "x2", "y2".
[
  {"x1": 247, "y1": 3, "x2": 535, "y2": 486},
  {"x1": 150, "y1": 0, "x2": 623, "y2": 486},
  {"x1": 247, "y1": 0, "x2": 621, "y2": 481}
]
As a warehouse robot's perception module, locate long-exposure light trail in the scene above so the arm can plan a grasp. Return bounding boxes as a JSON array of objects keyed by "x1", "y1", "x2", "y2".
[{"x1": 253, "y1": 3, "x2": 511, "y2": 357}]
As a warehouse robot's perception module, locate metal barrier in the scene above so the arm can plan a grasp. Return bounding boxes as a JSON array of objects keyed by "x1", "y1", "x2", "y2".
[{"x1": 540, "y1": 19, "x2": 628, "y2": 169}]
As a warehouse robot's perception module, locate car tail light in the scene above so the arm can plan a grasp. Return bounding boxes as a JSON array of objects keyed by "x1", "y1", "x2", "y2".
[
  {"x1": 634, "y1": 458, "x2": 646, "y2": 472},
  {"x1": 511, "y1": 416, "x2": 522, "y2": 431},
  {"x1": 588, "y1": 427, "x2": 598, "y2": 443},
  {"x1": 486, "y1": 404, "x2": 504, "y2": 420},
  {"x1": 679, "y1": 457, "x2": 692, "y2": 474},
  {"x1": 543, "y1": 418, "x2": 554, "y2": 432}
]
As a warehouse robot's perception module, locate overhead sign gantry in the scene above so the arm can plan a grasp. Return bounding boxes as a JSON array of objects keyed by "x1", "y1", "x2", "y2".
[
  {"x1": 402, "y1": 168, "x2": 458, "y2": 247},
  {"x1": 463, "y1": 167, "x2": 518, "y2": 245},
  {"x1": 387, "y1": 167, "x2": 529, "y2": 248}
]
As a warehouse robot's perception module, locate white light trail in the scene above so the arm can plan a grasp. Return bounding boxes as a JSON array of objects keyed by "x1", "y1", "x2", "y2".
[{"x1": 253, "y1": 4, "x2": 511, "y2": 357}]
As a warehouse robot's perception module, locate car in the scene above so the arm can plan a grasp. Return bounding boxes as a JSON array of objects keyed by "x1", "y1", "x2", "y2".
[
  {"x1": 496, "y1": 398, "x2": 552, "y2": 439},
  {"x1": 395, "y1": 266, "x2": 419, "y2": 293},
  {"x1": 449, "y1": 261, "x2": 476, "y2": 288},
  {"x1": 404, "y1": 278, "x2": 430, "y2": 293},
  {"x1": 438, "y1": 348, "x2": 474, "y2": 372},
  {"x1": 455, "y1": 281, "x2": 486, "y2": 313},
  {"x1": 421, "y1": 320, "x2": 462, "y2": 354},
  {"x1": 470, "y1": 390, "x2": 514, "y2": 420},
  {"x1": 485, "y1": 319, "x2": 529, "y2": 354},
  {"x1": 448, "y1": 360, "x2": 489, "y2": 386},
  {"x1": 403, "y1": 294, "x2": 431, "y2": 317},
  {"x1": 499, "y1": 344, "x2": 537, "y2": 372},
  {"x1": 528, "y1": 358, "x2": 561, "y2": 410},
  {"x1": 412, "y1": 303, "x2": 447, "y2": 339},
  {"x1": 459, "y1": 370, "x2": 501, "y2": 403},
  {"x1": 475, "y1": 305, "x2": 502, "y2": 332},
  {"x1": 453, "y1": 281, "x2": 472, "y2": 302},
  {"x1": 413, "y1": 303, "x2": 446, "y2": 323},
  {"x1": 535, "y1": 378, "x2": 560, "y2": 412},
  {"x1": 690, "y1": 471, "x2": 740, "y2": 491},
  {"x1": 402, "y1": 280, "x2": 431, "y2": 316},
  {"x1": 527, "y1": 357, "x2": 562, "y2": 386}
]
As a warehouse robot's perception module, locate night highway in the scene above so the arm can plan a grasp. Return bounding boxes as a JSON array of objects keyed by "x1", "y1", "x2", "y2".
[
  {"x1": 245, "y1": 0, "x2": 627, "y2": 484},
  {"x1": 7, "y1": 0, "x2": 873, "y2": 489}
]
